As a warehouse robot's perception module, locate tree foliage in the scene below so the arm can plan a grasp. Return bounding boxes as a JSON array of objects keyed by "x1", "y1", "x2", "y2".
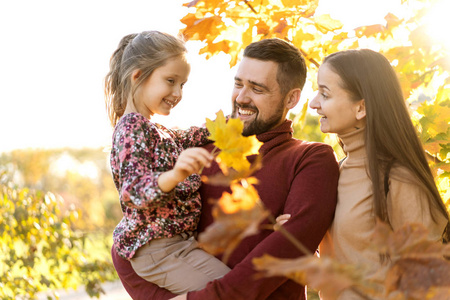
[
  {"x1": 0, "y1": 148, "x2": 120, "y2": 298},
  {"x1": 179, "y1": 0, "x2": 450, "y2": 205},
  {"x1": 0, "y1": 171, "x2": 117, "y2": 299}
]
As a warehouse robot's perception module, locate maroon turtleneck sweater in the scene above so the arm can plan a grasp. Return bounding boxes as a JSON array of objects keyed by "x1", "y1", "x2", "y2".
[{"x1": 111, "y1": 119, "x2": 339, "y2": 300}]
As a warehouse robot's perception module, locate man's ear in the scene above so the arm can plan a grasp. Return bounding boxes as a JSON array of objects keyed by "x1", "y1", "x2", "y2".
[
  {"x1": 356, "y1": 99, "x2": 366, "y2": 120},
  {"x1": 131, "y1": 69, "x2": 142, "y2": 83},
  {"x1": 286, "y1": 88, "x2": 302, "y2": 109}
]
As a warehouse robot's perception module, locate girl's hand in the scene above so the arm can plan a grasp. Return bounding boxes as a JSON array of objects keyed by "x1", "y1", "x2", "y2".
[
  {"x1": 274, "y1": 214, "x2": 291, "y2": 231},
  {"x1": 158, "y1": 147, "x2": 213, "y2": 192},
  {"x1": 172, "y1": 147, "x2": 214, "y2": 181}
]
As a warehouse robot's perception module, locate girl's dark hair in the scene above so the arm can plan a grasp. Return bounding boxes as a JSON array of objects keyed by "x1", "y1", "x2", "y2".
[
  {"x1": 324, "y1": 49, "x2": 450, "y2": 241},
  {"x1": 104, "y1": 31, "x2": 187, "y2": 126}
]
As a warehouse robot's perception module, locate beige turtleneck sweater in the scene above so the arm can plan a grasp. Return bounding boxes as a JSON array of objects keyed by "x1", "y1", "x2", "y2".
[{"x1": 319, "y1": 127, "x2": 447, "y2": 300}]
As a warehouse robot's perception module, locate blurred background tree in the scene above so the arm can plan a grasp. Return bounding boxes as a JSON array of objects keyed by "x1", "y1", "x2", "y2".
[
  {"x1": 180, "y1": 0, "x2": 450, "y2": 205},
  {"x1": 0, "y1": 149, "x2": 119, "y2": 299}
]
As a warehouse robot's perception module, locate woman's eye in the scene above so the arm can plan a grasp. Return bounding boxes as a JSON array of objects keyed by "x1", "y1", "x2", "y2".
[{"x1": 321, "y1": 93, "x2": 328, "y2": 99}]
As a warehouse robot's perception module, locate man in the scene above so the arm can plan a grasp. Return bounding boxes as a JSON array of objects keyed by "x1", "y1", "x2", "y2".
[{"x1": 111, "y1": 38, "x2": 339, "y2": 299}]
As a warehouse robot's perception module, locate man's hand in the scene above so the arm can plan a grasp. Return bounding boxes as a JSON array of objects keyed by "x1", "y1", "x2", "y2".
[{"x1": 170, "y1": 295, "x2": 187, "y2": 300}]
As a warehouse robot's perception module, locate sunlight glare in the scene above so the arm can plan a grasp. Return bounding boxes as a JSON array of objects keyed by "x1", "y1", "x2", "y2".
[{"x1": 424, "y1": 0, "x2": 450, "y2": 50}]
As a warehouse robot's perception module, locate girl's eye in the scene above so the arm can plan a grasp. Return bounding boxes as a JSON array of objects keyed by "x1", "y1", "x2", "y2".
[
  {"x1": 168, "y1": 79, "x2": 175, "y2": 84},
  {"x1": 321, "y1": 93, "x2": 328, "y2": 100}
]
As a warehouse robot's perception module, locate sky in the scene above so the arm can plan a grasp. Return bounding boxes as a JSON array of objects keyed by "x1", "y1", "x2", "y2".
[{"x1": 0, "y1": 0, "x2": 402, "y2": 153}]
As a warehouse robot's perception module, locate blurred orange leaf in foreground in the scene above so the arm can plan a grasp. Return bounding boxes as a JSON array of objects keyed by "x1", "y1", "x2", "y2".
[{"x1": 198, "y1": 179, "x2": 269, "y2": 263}]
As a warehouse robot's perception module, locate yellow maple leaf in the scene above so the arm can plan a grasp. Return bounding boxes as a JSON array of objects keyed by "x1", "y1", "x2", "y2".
[{"x1": 206, "y1": 110, "x2": 263, "y2": 173}]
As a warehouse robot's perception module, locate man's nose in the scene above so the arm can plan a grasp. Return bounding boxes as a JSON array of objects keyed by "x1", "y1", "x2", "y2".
[{"x1": 235, "y1": 87, "x2": 251, "y2": 104}]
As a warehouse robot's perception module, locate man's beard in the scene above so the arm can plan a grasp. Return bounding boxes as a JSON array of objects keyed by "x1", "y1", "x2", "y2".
[{"x1": 232, "y1": 102, "x2": 286, "y2": 137}]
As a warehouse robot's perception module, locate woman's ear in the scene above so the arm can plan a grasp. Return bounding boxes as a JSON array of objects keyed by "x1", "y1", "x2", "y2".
[
  {"x1": 286, "y1": 88, "x2": 302, "y2": 109},
  {"x1": 356, "y1": 99, "x2": 366, "y2": 120},
  {"x1": 131, "y1": 69, "x2": 142, "y2": 83}
]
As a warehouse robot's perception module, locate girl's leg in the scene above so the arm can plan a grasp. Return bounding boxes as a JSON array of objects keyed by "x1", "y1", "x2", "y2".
[{"x1": 130, "y1": 234, "x2": 230, "y2": 294}]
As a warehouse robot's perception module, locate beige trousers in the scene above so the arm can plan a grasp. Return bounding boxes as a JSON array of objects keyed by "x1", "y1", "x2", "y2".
[{"x1": 130, "y1": 234, "x2": 230, "y2": 294}]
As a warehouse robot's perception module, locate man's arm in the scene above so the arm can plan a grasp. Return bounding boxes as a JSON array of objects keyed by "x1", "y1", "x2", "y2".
[
  {"x1": 187, "y1": 144, "x2": 339, "y2": 300},
  {"x1": 111, "y1": 245, "x2": 177, "y2": 300}
]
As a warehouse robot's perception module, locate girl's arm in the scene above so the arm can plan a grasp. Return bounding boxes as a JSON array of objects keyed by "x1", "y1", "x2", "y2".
[
  {"x1": 171, "y1": 125, "x2": 211, "y2": 149},
  {"x1": 158, "y1": 147, "x2": 213, "y2": 192}
]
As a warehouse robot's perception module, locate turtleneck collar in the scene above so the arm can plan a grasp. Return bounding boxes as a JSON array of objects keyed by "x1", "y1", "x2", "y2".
[
  {"x1": 256, "y1": 119, "x2": 293, "y2": 156},
  {"x1": 338, "y1": 127, "x2": 366, "y2": 160}
]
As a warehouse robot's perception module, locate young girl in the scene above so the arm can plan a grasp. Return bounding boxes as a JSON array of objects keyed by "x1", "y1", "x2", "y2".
[
  {"x1": 104, "y1": 30, "x2": 230, "y2": 294},
  {"x1": 308, "y1": 49, "x2": 450, "y2": 299}
]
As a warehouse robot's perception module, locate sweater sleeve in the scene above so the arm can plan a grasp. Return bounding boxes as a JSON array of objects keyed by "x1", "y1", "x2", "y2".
[
  {"x1": 170, "y1": 125, "x2": 211, "y2": 149},
  {"x1": 187, "y1": 144, "x2": 339, "y2": 300},
  {"x1": 115, "y1": 117, "x2": 175, "y2": 209}
]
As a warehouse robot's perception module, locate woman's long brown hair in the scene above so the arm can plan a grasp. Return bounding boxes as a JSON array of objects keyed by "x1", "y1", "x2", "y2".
[{"x1": 324, "y1": 49, "x2": 450, "y2": 242}]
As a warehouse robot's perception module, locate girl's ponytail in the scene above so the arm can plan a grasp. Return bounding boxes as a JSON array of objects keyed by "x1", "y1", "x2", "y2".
[{"x1": 105, "y1": 34, "x2": 137, "y2": 127}]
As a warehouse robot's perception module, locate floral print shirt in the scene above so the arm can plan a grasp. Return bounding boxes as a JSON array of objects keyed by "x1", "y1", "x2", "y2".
[{"x1": 111, "y1": 112, "x2": 211, "y2": 260}]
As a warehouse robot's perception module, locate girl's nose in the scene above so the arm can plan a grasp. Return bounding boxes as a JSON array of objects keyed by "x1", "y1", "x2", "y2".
[{"x1": 173, "y1": 86, "x2": 182, "y2": 99}]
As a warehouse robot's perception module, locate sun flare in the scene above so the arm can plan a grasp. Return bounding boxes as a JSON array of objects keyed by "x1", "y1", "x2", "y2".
[{"x1": 424, "y1": 0, "x2": 450, "y2": 50}]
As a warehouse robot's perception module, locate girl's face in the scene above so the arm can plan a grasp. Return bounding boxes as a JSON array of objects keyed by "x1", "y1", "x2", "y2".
[
  {"x1": 133, "y1": 55, "x2": 190, "y2": 118},
  {"x1": 309, "y1": 63, "x2": 366, "y2": 135}
]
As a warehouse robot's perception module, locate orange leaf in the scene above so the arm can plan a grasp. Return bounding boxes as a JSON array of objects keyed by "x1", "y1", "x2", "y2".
[
  {"x1": 256, "y1": 20, "x2": 270, "y2": 36},
  {"x1": 181, "y1": 15, "x2": 223, "y2": 41},
  {"x1": 385, "y1": 258, "x2": 450, "y2": 299},
  {"x1": 355, "y1": 24, "x2": 386, "y2": 38},
  {"x1": 385, "y1": 13, "x2": 402, "y2": 28},
  {"x1": 198, "y1": 180, "x2": 270, "y2": 263},
  {"x1": 253, "y1": 254, "x2": 367, "y2": 299}
]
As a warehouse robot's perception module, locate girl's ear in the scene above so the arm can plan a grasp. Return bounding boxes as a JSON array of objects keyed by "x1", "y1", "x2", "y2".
[
  {"x1": 131, "y1": 69, "x2": 142, "y2": 83},
  {"x1": 356, "y1": 99, "x2": 366, "y2": 120},
  {"x1": 286, "y1": 88, "x2": 302, "y2": 109}
]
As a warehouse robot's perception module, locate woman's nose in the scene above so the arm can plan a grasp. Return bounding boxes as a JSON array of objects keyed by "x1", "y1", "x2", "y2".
[{"x1": 309, "y1": 95, "x2": 319, "y2": 109}]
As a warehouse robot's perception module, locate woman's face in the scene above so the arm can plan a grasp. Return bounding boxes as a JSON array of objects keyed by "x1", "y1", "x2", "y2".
[{"x1": 309, "y1": 63, "x2": 366, "y2": 135}]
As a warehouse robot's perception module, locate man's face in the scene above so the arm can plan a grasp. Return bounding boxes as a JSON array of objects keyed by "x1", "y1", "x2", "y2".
[{"x1": 231, "y1": 57, "x2": 288, "y2": 136}]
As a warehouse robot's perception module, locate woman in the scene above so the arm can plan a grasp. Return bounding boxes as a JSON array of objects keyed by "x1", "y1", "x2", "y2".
[{"x1": 309, "y1": 49, "x2": 450, "y2": 299}]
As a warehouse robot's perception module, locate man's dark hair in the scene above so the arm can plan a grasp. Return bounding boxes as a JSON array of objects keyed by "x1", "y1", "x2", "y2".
[{"x1": 243, "y1": 38, "x2": 307, "y2": 96}]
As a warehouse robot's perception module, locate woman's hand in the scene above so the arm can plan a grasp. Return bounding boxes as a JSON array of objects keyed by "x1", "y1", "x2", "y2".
[{"x1": 170, "y1": 295, "x2": 187, "y2": 300}]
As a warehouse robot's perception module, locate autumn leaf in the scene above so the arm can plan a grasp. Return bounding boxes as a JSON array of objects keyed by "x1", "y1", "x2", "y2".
[
  {"x1": 314, "y1": 14, "x2": 343, "y2": 34},
  {"x1": 202, "y1": 154, "x2": 263, "y2": 187},
  {"x1": 385, "y1": 258, "x2": 450, "y2": 300},
  {"x1": 355, "y1": 24, "x2": 386, "y2": 38},
  {"x1": 198, "y1": 180, "x2": 270, "y2": 263},
  {"x1": 205, "y1": 110, "x2": 263, "y2": 174},
  {"x1": 253, "y1": 254, "x2": 371, "y2": 299},
  {"x1": 369, "y1": 220, "x2": 450, "y2": 299}
]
